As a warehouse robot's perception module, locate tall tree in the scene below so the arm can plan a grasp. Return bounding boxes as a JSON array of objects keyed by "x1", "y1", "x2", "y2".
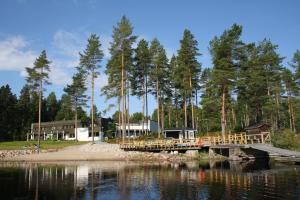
[
  {"x1": 55, "y1": 94, "x2": 73, "y2": 121},
  {"x1": 45, "y1": 92, "x2": 58, "y2": 121},
  {"x1": 17, "y1": 84, "x2": 33, "y2": 140},
  {"x1": 104, "y1": 16, "x2": 136, "y2": 140},
  {"x1": 209, "y1": 24, "x2": 243, "y2": 141},
  {"x1": 79, "y1": 34, "x2": 103, "y2": 143},
  {"x1": 64, "y1": 72, "x2": 87, "y2": 140},
  {"x1": 0, "y1": 85, "x2": 18, "y2": 140},
  {"x1": 290, "y1": 50, "x2": 300, "y2": 84},
  {"x1": 149, "y1": 38, "x2": 169, "y2": 137},
  {"x1": 26, "y1": 50, "x2": 51, "y2": 151},
  {"x1": 282, "y1": 68, "x2": 298, "y2": 132},
  {"x1": 177, "y1": 29, "x2": 201, "y2": 128},
  {"x1": 132, "y1": 39, "x2": 151, "y2": 134}
]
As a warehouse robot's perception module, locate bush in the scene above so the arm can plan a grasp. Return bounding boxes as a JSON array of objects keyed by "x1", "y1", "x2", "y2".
[{"x1": 272, "y1": 129, "x2": 300, "y2": 150}]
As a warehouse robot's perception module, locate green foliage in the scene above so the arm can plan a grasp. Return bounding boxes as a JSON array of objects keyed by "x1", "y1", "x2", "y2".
[
  {"x1": 0, "y1": 85, "x2": 19, "y2": 140},
  {"x1": 26, "y1": 50, "x2": 51, "y2": 91},
  {"x1": 272, "y1": 129, "x2": 300, "y2": 150},
  {"x1": 55, "y1": 94, "x2": 74, "y2": 120},
  {"x1": 130, "y1": 112, "x2": 144, "y2": 123}
]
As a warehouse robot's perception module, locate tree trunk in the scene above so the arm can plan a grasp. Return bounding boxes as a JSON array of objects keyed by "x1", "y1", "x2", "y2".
[
  {"x1": 37, "y1": 68, "x2": 43, "y2": 152},
  {"x1": 221, "y1": 87, "x2": 226, "y2": 143},
  {"x1": 161, "y1": 98, "x2": 164, "y2": 132},
  {"x1": 184, "y1": 94, "x2": 187, "y2": 128},
  {"x1": 291, "y1": 101, "x2": 296, "y2": 133},
  {"x1": 275, "y1": 91, "x2": 280, "y2": 130},
  {"x1": 145, "y1": 74, "x2": 148, "y2": 135},
  {"x1": 75, "y1": 101, "x2": 78, "y2": 141},
  {"x1": 127, "y1": 82, "x2": 130, "y2": 137},
  {"x1": 168, "y1": 105, "x2": 171, "y2": 128},
  {"x1": 156, "y1": 79, "x2": 160, "y2": 138},
  {"x1": 121, "y1": 52, "x2": 125, "y2": 141},
  {"x1": 175, "y1": 91, "x2": 179, "y2": 127},
  {"x1": 142, "y1": 80, "x2": 145, "y2": 136},
  {"x1": 189, "y1": 76, "x2": 194, "y2": 129},
  {"x1": 91, "y1": 69, "x2": 95, "y2": 144},
  {"x1": 195, "y1": 89, "x2": 199, "y2": 131},
  {"x1": 118, "y1": 96, "x2": 121, "y2": 138}
]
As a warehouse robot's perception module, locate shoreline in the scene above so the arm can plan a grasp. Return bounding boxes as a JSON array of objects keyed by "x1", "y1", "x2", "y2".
[{"x1": 0, "y1": 142, "x2": 222, "y2": 162}]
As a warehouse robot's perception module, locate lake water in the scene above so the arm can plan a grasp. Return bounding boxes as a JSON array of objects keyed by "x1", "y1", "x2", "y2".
[{"x1": 0, "y1": 160, "x2": 299, "y2": 200}]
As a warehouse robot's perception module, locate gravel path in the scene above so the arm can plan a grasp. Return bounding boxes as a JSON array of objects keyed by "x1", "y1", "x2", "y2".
[{"x1": 10, "y1": 143, "x2": 129, "y2": 161}]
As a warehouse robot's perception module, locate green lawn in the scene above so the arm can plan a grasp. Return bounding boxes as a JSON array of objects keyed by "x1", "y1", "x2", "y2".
[{"x1": 0, "y1": 140, "x2": 88, "y2": 150}]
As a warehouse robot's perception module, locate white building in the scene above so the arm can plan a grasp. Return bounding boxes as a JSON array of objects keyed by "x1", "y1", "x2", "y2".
[
  {"x1": 29, "y1": 120, "x2": 103, "y2": 142},
  {"x1": 116, "y1": 120, "x2": 159, "y2": 138}
]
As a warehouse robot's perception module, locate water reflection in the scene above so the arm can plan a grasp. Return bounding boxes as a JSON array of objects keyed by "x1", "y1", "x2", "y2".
[{"x1": 0, "y1": 160, "x2": 299, "y2": 200}]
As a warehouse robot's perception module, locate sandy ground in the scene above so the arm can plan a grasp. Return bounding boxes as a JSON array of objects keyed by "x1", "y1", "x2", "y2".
[{"x1": 9, "y1": 142, "x2": 130, "y2": 161}]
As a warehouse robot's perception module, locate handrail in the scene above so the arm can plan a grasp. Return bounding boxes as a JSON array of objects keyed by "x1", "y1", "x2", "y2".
[{"x1": 119, "y1": 132, "x2": 271, "y2": 150}]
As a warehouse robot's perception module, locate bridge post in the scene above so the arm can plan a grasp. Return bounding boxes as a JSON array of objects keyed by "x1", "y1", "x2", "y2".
[{"x1": 261, "y1": 133, "x2": 264, "y2": 144}]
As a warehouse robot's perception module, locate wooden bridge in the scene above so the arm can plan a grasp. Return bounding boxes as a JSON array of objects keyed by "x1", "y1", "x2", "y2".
[
  {"x1": 119, "y1": 132, "x2": 300, "y2": 163},
  {"x1": 119, "y1": 132, "x2": 271, "y2": 151}
]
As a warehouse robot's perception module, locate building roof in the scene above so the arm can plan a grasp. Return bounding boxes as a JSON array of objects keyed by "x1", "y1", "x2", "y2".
[
  {"x1": 164, "y1": 127, "x2": 197, "y2": 131},
  {"x1": 245, "y1": 123, "x2": 270, "y2": 130},
  {"x1": 32, "y1": 120, "x2": 81, "y2": 126}
]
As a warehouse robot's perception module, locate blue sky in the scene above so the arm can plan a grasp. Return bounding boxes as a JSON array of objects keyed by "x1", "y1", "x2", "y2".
[{"x1": 0, "y1": 0, "x2": 299, "y2": 117}]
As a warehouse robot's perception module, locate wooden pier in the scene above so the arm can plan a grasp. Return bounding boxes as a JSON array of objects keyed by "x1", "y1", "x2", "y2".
[
  {"x1": 119, "y1": 132, "x2": 271, "y2": 151},
  {"x1": 119, "y1": 132, "x2": 300, "y2": 163}
]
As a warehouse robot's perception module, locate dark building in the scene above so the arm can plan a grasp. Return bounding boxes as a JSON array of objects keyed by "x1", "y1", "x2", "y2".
[
  {"x1": 163, "y1": 128, "x2": 197, "y2": 140},
  {"x1": 245, "y1": 123, "x2": 270, "y2": 135}
]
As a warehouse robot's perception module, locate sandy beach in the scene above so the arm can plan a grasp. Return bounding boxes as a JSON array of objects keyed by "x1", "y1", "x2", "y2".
[{"x1": 2, "y1": 142, "x2": 201, "y2": 162}]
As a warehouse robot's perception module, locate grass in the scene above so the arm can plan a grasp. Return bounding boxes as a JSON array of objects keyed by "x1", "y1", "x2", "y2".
[{"x1": 0, "y1": 140, "x2": 88, "y2": 150}]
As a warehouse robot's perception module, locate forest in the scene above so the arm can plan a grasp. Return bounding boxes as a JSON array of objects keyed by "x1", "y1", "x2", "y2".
[{"x1": 1, "y1": 16, "x2": 300, "y2": 141}]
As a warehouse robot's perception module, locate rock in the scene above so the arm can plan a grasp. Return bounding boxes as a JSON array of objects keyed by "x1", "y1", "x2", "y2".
[{"x1": 186, "y1": 150, "x2": 198, "y2": 157}]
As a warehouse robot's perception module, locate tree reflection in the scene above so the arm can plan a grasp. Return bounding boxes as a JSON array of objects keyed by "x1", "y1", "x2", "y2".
[{"x1": 0, "y1": 161, "x2": 299, "y2": 200}]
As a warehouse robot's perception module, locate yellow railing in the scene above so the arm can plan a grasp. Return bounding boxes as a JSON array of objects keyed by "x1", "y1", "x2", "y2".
[
  {"x1": 201, "y1": 132, "x2": 271, "y2": 146},
  {"x1": 119, "y1": 132, "x2": 271, "y2": 150}
]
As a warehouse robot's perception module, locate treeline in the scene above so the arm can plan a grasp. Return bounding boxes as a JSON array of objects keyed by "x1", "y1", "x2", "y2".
[
  {"x1": 0, "y1": 85, "x2": 90, "y2": 140},
  {"x1": 1, "y1": 16, "x2": 300, "y2": 141},
  {"x1": 103, "y1": 17, "x2": 300, "y2": 140}
]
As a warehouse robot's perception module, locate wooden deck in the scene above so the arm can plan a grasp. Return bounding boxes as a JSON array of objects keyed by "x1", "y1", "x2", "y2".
[{"x1": 119, "y1": 132, "x2": 271, "y2": 151}]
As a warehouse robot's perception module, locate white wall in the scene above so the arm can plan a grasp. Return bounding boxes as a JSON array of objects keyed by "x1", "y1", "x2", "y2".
[{"x1": 65, "y1": 128, "x2": 103, "y2": 142}]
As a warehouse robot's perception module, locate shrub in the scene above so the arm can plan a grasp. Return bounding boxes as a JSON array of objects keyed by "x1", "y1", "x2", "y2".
[{"x1": 272, "y1": 129, "x2": 300, "y2": 150}]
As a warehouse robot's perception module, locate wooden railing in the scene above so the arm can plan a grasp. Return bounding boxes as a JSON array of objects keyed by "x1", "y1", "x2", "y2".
[
  {"x1": 201, "y1": 132, "x2": 271, "y2": 146},
  {"x1": 119, "y1": 132, "x2": 271, "y2": 150}
]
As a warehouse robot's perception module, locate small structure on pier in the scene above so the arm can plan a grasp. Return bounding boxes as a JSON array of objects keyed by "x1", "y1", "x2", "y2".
[
  {"x1": 245, "y1": 123, "x2": 270, "y2": 135},
  {"x1": 163, "y1": 128, "x2": 197, "y2": 140},
  {"x1": 29, "y1": 120, "x2": 103, "y2": 141},
  {"x1": 116, "y1": 120, "x2": 159, "y2": 138}
]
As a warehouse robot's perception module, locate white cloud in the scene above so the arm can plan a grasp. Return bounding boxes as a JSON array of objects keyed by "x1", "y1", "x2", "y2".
[
  {"x1": 0, "y1": 36, "x2": 37, "y2": 74},
  {"x1": 53, "y1": 30, "x2": 83, "y2": 58}
]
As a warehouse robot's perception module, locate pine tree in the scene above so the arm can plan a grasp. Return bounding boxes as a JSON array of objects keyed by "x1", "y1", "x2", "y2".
[
  {"x1": 177, "y1": 29, "x2": 201, "y2": 128},
  {"x1": 104, "y1": 16, "x2": 136, "y2": 140},
  {"x1": 282, "y1": 68, "x2": 298, "y2": 132},
  {"x1": 64, "y1": 72, "x2": 87, "y2": 140},
  {"x1": 209, "y1": 24, "x2": 243, "y2": 141},
  {"x1": 55, "y1": 94, "x2": 74, "y2": 121},
  {"x1": 149, "y1": 39, "x2": 169, "y2": 137},
  {"x1": 26, "y1": 50, "x2": 51, "y2": 151},
  {"x1": 0, "y1": 85, "x2": 18, "y2": 140},
  {"x1": 79, "y1": 34, "x2": 103, "y2": 143},
  {"x1": 45, "y1": 92, "x2": 58, "y2": 121},
  {"x1": 290, "y1": 50, "x2": 300, "y2": 83},
  {"x1": 132, "y1": 39, "x2": 151, "y2": 134},
  {"x1": 17, "y1": 84, "x2": 33, "y2": 140}
]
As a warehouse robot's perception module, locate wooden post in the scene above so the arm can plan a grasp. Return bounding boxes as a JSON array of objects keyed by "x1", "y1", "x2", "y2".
[{"x1": 261, "y1": 133, "x2": 264, "y2": 144}]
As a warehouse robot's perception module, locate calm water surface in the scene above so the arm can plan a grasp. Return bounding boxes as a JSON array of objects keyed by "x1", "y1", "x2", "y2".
[{"x1": 0, "y1": 160, "x2": 299, "y2": 200}]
